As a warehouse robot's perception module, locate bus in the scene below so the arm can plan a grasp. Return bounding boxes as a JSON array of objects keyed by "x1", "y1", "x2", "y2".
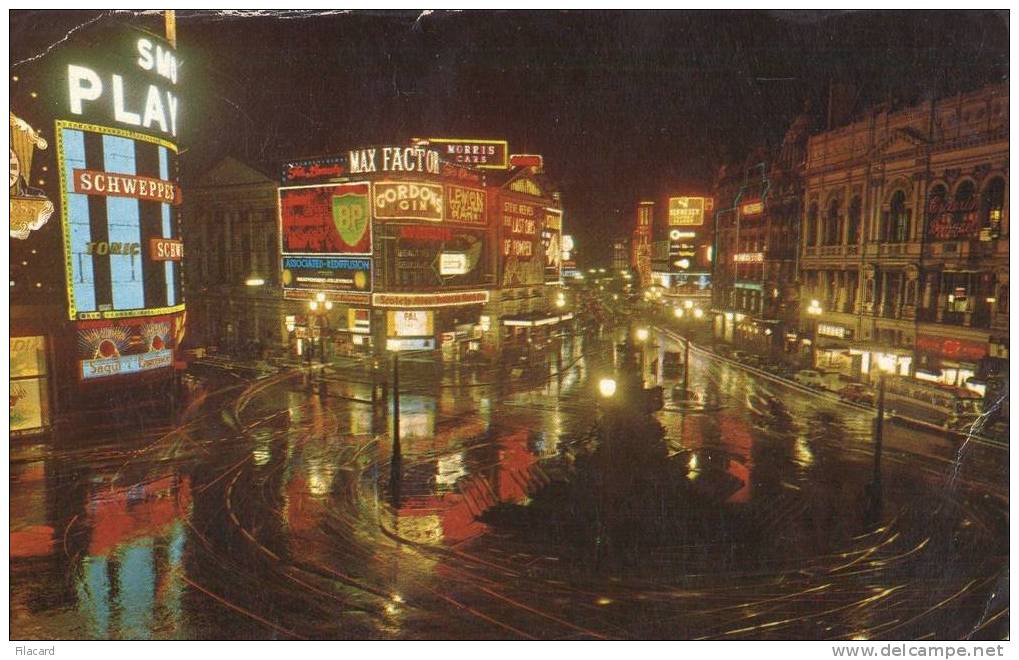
[{"x1": 882, "y1": 375, "x2": 984, "y2": 433}]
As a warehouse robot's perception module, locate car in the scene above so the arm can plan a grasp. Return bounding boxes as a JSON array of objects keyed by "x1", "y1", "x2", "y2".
[
  {"x1": 794, "y1": 369, "x2": 828, "y2": 389},
  {"x1": 839, "y1": 383, "x2": 875, "y2": 406}
]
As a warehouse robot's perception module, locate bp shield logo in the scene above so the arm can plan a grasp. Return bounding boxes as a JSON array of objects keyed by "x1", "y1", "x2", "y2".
[{"x1": 332, "y1": 192, "x2": 369, "y2": 250}]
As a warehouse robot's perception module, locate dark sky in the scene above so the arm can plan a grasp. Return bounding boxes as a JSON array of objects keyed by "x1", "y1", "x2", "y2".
[{"x1": 11, "y1": 10, "x2": 1009, "y2": 265}]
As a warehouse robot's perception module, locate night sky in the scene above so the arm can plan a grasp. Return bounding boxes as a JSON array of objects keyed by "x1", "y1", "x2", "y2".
[{"x1": 11, "y1": 10, "x2": 1009, "y2": 265}]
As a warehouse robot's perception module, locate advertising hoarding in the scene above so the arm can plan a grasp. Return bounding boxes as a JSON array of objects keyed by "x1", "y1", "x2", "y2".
[
  {"x1": 501, "y1": 198, "x2": 543, "y2": 286},
  {"x1": 280, "y1": 182, "x2": 372, "y2": 255},
  {"x1": 542, "y1": 208, "x2": 563, "y2": 283},
  {"x1": 372, "y1": 291, "x2": 490, "y2": 308},
  {"x1": 387, "y1": 310, "x2": 434, "y2": 337},
  {"x1": 440, "y1": 253, "x2": 469, "y2": 275},
  {"x1": 281, "y1": 255, "x2": 372, "y2": 293},
  {"x1": 427, "y1": 138, "x2": 509, "y2": 170},
  {"x1": 347, "y1": 309, "x2": 371, "y2": 334},
  {"x1": 282, "y1": 156, "x2": 348, "y2": 183},
  {"x1": 53, "y1": 30, "x2": 180, "y2": 142},
  {"x1": 382, "y1": 224, "x2": 488, "y2": 288},
  {"x1": 10, "y1": 336, "x2": 50, "y2": 434},
  {"x1": 56, "y1": 121, "x2": 184, "y2": 321},
  {"x1": 445, "y1": 184, "x2": 487, "y2": 225},
  {"x1": 76, "y1": 314, "x2": 177, "y2": 380},
  {"x1": 372, "y1": 181, "x2": 444, "y2": 222},
  {"x1": 668, "y1": 197, "x2": 705, "y2": 226}
]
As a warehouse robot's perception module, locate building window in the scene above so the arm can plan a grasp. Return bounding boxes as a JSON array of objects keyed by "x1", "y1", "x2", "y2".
[
  {"x1": 981, "y1": 177, "x2": 1005, "y2": 237},
  {"x1": 847, "y1": 196, "x2": 862, "y2": 245},
  {"x1": 824, "y1": 198, "x2": 841, "y2": 245},
  {"x1": 954, "y1": 180, "x2": 976, "y2": 226},
  {"x1": 885, "y1": 190, "x2": 910, "y2": 243},
  {"x1": 806, "y1": 202, "x2": 819, "y2": 246}
]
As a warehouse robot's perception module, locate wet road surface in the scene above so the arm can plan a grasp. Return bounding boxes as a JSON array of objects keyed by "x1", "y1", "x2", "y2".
[{"x1": 10, "y1": 328, "x2": 1008, "y2": 639}]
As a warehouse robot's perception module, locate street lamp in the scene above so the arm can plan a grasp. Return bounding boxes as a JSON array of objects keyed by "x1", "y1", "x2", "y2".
[
  {"x1": 307, "y1": 293, "x2": 333, "y2": 367},
  {"x1": 598, "y1": 377, "x2": 618, "y2": 398},
  {"x1": 693, "y1": 307, "x2": 704, "y2": 319},
  {"x1": 806, "y1": 299, "x2": 823, "y2": 368},
  {"x1": 634, "y1": 327, "x2": 649, "y2": 343},
  {"x1": 674, "y1": 307, "x2": 684, "y2": 319}
]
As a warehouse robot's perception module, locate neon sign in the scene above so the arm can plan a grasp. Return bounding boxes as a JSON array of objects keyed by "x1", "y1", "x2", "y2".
[
  {"x1": 733, "y1": 252, "x2": 764, "y2": 263},
  {"x1": 66, "y1": 37, "x2": 180, "y2": 139}
]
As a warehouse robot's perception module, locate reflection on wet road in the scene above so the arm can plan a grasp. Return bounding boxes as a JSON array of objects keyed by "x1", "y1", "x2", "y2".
[{"x1": 10, "y1": 328, "x2": 1008, "y2": 639}]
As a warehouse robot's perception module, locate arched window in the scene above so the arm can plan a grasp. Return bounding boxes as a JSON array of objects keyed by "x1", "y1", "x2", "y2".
[
  {"x1": 847, "y1": 196, "x2": 862, "y2": 244},
  {"x1": 952, "y1": 180, "x2": 977, "y2": 238},
  {"x1": 824, "y1": 198, "x2": 841, "y2": 245},
  {"x1": 981, "y1": 177, "x2": 1005, "y2": 236},
  {"x1": 806, "y1": 203, "x2": 818, "y2": 246},
  {"x1": 887, "y1": 190, "x2": 910, "y2": 243}
]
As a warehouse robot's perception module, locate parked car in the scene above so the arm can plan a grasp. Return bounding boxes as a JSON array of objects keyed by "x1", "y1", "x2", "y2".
[
  {"x1": 794, "y1": 369, "x2": 828, "y2": 389},
  {"x1": 839, "y1": 383, "x2": 875, "y2": 406}
]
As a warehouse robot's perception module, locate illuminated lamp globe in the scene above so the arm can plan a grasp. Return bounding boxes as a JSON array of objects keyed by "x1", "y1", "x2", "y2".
[{"x1": 598, "y1": 377, "x2": 617, "y2": 398}]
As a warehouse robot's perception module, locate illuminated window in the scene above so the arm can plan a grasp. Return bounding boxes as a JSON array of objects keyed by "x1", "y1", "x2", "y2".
[{"x1": 981, "y1": 177, "x2": 1005, "y2": 236}]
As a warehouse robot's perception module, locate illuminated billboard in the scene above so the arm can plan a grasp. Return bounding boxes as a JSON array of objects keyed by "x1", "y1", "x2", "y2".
[
  {"x1": 426, "y1": 138, "x2": 509, "y2": 170},
  {"x1": 372, "y1": 181, "x2": 444, "y2": 222},
  {"x1": 280, "y1": 182, "x2": 372, "y2": 255},
  {"x1": 501, "y1": 199, "x2": 543, "y2": 287},
  {"x1": 53, "y1": 31, "x2": 180, "y2": 142},
  {"x1": 10, "y1": 336, "x2": 50, "y2": 433},
  {"x1": 281, "y1": 255, "x2": 372, "y2": 294},
  {"x1": 445, "y1": 184, "x2": 487, "y2": 225},
  {"x1": 668, "y1": 197, "x2": 706, "y2": 226},
  {"x1": 387, "y1": 310, "x2": 435, "y2": 337},
  {"x1": 56, "y1": 121, "x2": 183, "y2": 321},
  {"x1": 542, "y1": 208, "x2": 563, "y2": 283},
  {"x1": 380, "y1": 224, "x2": 488, "y2": 287},
  {"x1": 76, "y1": 315, "x2": 177, "y2": 380}
]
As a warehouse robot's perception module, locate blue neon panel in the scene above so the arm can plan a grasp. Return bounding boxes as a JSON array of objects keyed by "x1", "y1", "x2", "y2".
[
  {"x1": 158, "y1": 147, "x2": 177, "y2": 306},
  {"x1": 158, "y1": 146, "x2": 169, "y2": 180},
  {"x1": 62, "y1": 129, "x2": 96, "y2": 312},
  {"x1": 102, "y1": 135, "x2": 145, "y2": 310},
  {"x1": 162, "y1": 202, "x2": 175, "y2": 305}
]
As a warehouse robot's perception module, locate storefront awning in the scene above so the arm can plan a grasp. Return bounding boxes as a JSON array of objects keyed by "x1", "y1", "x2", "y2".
[{"x1": 502, "y1": 311, "x2": 574, "y2": 327}]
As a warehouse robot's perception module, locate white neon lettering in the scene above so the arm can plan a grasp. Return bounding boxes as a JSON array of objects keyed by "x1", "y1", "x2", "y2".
[
  {"x1": 67, "y1": 65, "x2": 103, "y2": 114},
  {"x1": 112, "y1": 75, "x2": 141, "y2": 126},
  {"x1": 166, "y1": 93, "x2": 178, "y2": 137},
  {"x1": 136, "y1": 38, "x2": 154, "y2": 71},
  {"x1": 155, "y1": 46, "x2": 177, "y2": 84},
  {"x1": 142, "y1": 84, "x2": 168, "y2": 133}
]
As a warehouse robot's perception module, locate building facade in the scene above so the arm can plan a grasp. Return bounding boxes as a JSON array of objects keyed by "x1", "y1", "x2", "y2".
[
  {"x1": 798, "y1": 84, "x2": 1008, "y2": 398},
  {"x1": 181, "y1": 157, "x2": 287, "y2": 358},
  {"x1": 274, "y1": 145, "x2": 567, "y2": 365},
  {"x1": 712, "y1": 113, "x2": 810, "y2": 354}
]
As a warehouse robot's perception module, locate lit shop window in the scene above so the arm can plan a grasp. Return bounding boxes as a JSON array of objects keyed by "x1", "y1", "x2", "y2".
[{"x1": 10, "y1": 336, "x2": 50, "y2": 434}]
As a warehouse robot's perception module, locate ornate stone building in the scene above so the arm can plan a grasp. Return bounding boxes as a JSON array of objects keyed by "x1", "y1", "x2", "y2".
[
  {"x1": 181, "y1": 157, "x2": 287, "y2": 357},
  {"x1": 798, "y1": 84, "x2": 1008, "y2": 394}
]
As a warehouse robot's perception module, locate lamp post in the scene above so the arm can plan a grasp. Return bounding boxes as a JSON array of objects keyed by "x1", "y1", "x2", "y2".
[
  {"x1": 307, "y1": 292, "x2": 333, "y2": 380},
  {"x1": 806, "y1": 299, "x2": 823, "y2": 369}
]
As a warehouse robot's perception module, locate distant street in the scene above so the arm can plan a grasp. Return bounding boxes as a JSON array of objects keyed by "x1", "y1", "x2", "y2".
[{"x1": 10, "y1": 323, "x2": 1008, "y2": 640}]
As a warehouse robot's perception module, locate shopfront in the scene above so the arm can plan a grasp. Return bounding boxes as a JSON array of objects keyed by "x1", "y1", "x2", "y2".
[{"x1": 914, "y1": 333, "x2": 989, "y2": 391}]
